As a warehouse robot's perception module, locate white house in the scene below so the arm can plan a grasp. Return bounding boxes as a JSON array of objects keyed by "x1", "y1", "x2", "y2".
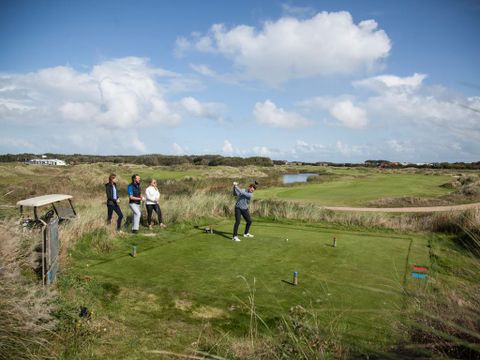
[{"x1": 27, "y1": 158, "x2": 66, "y2": 166}]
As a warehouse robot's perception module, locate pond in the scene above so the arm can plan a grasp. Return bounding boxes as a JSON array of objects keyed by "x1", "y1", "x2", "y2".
[{"x1": 282, "y1": 173, "x2": 319, "y2": 184}]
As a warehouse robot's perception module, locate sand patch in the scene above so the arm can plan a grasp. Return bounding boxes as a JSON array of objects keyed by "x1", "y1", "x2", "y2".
[
  {"x1": 175, "y1": 299, "x2": 193, "y2": 311},
  {"x1": 143, "y1": 233, "x2": 157, "y2": 237},
  {"x1": 147, "y1": 293, "x2": 158, "y2": 303},
  {"x1": 192, "y1": 306, "x2": 226, "y2": 319}
]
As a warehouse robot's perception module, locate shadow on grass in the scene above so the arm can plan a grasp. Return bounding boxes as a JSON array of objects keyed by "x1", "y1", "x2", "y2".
[{"x1": 194, "y1": 225, "x2": 232, "y2": 240}]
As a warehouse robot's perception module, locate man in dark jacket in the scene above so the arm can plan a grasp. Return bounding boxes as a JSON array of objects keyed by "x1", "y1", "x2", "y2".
[
  {"x1": 232, "y1": 182, "x2": 256, "y2": 242},
  {"x1": 105, "y1": 174, "x2": 123, "y2": 231}
]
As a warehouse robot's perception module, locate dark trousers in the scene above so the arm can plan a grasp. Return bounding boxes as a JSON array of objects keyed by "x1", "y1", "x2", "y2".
[
  {"x1": 107, "y1": 204, "x2": 124, "y2": 230},
  {"x1": 233, "y1": 207, "x2": 252, "y2": 237},
  {"x1": 146, "y1": 204, "x2": 163, "y2": 225}
]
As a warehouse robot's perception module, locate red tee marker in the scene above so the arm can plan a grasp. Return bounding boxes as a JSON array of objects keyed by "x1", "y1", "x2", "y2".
[{"x1": 413, "y1": 265, "x2": 428, "y2": 272}]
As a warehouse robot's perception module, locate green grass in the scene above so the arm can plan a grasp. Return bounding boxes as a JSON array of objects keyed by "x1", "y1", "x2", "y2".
[
  {"x1": 61, "y1": 219, "x2": 431, "y2": 358},
  {"x1": 256, "y1": 173, "x2": 454, "y2": 206}
]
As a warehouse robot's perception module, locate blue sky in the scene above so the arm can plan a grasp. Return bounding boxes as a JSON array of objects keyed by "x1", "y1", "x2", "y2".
[{"x1": 1, "y1": 0, "x2": 479, "y2": 162}]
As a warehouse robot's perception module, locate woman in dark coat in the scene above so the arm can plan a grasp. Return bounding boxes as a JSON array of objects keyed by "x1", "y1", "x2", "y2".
[{"x1": 105, "y1": 173, "x2": 124, "y2": 231}]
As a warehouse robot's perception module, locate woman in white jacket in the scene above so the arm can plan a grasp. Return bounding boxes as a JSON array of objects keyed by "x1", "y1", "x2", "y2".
[{"x1": 145, "y1": 179, "x2": 166, "y2": 229}]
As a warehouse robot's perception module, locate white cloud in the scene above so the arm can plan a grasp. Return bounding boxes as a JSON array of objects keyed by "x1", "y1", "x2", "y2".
[
  {"x1": 172, "y1": 142, "x2": 186, "y2": 155},
  {"x1": 0, "y1": 57, "x2": 204, "y2": 153},
  {"x1": 293, "y1": 139, "x2": 370, "y2": 158},
  {"x1": 177, "y1": 11, "x2": 391, "y2": 85},
  {"x1": 222, "y1": 140, "x2": 234, "y2": 154},
  {"x1": 45, "y1": 129, "x2": 149, "y2": 155},
  {"x1": 252, "y1": 146, "x2": 271, "y2": 156},
  {"x1": 299, "y1": 73, "x2": 480, "y2": 143},
  {"x1": 66, "y1": 133, "x2": 102, "y2": 153},
  {"x1": 335, "y1": 140, "x2": 369, "y2": 156},
  {"x1": 254, "y1": 100, "x2": 311, "y2": 128},
  {"x1": 387, "y1": 139, "x2": 413, "y2": 154},
  {"x1": 0, "y1": 57, "x2": 182, "y2": 130},
  {"x1": 178, "y1": 96, "x2": 225, "y2": 121},
  {"x1": 174, "y1": 37, "x2": 191, "y2": 57},
  {"x1": 353, "y1": 73, "x2": 426, "y2": 93},
  {"x1": 356, "y1": 74, "x2": 480, "y2": 136},
  {"x1": 329, "y1": 100, "x2": 368, "y2": 129},
  {"x1": 220, "y1": 140, "x2": 278, "y2": 157},
  {"x1": 190, "y1": 64, "x2": 217, "y2": 77},
  {"x1": 297, "y1": 96, "x2": 367, "y2": 129},
  {"x1": 131, "y1": 135, "x2": 147, "y2": 153},
  {"x1": 281, "y1": 4, "x2": 316, "y2": 18},
  {"x1": 0, "y1": 137, "x2": 34, "y2": 149},
  {"x1": 59, "y1": 102, "x2": 99, "y2": 121},
  {"x1": 295, "y1": 140, "x2": 327, "y2": 153}
]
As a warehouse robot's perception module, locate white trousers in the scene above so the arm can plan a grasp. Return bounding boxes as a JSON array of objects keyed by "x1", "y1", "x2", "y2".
[{"x1": 129, "y1": 203, "x2": 141, "y2": 230}]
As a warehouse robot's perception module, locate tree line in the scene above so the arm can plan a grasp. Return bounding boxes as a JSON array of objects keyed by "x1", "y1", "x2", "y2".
[
  {"x1": 0, "y1": 153, "x2": 478, "y2": 169},
  {"x1": 0, "y1": 153, "x2": 274, "y2": 167}
]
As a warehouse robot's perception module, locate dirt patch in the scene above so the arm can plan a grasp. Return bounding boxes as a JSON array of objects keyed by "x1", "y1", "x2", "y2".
[
  {"x1": 368, "y1": 196, "x2": 451, "y2": 208},
  {"x1": 92, "y1": 316, "x2": 126, "y2": 338},
  {"x1": 146, "y1": 293, "x2": 158, "y2": 303},
  {"x1": 192, "y1": 306, "x2": 226, "y2": 319},
  {"x1": 174, "y1": 299, "x2": 193, "y2": 311},
  {"x1": 231, "y1": 339, "x2": 255, "y2": 359},
  {"x1": 325, "y1": 202, "x2": 480, "y2": 213}
]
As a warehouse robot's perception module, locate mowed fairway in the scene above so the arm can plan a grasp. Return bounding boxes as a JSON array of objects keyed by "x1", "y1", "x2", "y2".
[
  {"x1": 69, "y1": 220, "x2": 430, "y2": 356},
  {"x1": 256, "y1": 173, "x2": 453, "y2": 206}
]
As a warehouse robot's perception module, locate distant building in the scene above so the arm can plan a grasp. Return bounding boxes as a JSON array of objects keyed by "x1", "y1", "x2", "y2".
[{"x1": 27, "y1": 158, "x2": 66, "y2": 166}]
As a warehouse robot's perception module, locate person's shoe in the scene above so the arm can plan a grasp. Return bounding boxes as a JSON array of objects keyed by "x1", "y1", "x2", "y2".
[
  {"x1": 232, "y1": 236, "x2": 241, "y2": 242},
  {"x1": 148, "y1": 224, "x2": 153, "y2": 230},
  {"x1": 132, "y1": 229, "x2": 138, "y2": 234},
  {"x1": 117, "y1": 229, "x2": 124, "y2": 234},
  {"x1": 160, "y1": 223, "x2": 167, "y2": 229},
  {"x1": 243, "y1": 233, "x2": 254, "y2": 238}
]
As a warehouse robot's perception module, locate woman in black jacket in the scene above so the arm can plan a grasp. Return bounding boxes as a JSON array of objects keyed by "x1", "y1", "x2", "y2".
[{"x1": 105, "y1": 174, "x2": 124, "y2": 231}]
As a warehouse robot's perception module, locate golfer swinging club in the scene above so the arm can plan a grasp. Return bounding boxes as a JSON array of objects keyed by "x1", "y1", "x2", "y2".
[{"x1": 232, "y1": 181, "x2": 256, "y2": 242}]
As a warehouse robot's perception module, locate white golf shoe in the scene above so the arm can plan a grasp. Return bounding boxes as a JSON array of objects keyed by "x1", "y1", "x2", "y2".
[
  {"x1": 232, "y1": 236, "x2": 241, "y2": 242},
  {"x1": 243, "y1": 233, "x2": 254, "y2": 238}
]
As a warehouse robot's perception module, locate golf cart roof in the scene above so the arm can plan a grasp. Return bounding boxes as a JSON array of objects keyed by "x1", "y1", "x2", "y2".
[{"x1": 17, "y1": 194, "x2": 73, "y2": 207}]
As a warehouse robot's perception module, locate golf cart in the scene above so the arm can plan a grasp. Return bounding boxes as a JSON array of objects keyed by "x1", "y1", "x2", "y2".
[{"x1": 17, "y1": 194, "x2": 77, "y2": 285}]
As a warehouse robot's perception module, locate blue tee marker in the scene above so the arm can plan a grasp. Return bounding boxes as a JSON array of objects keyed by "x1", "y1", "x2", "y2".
[{"x1": 411, "y1": 272, "x2": 427, "y2": 279}]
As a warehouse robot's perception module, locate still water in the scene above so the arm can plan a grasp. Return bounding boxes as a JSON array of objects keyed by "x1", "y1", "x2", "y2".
[{"x1": 282, "y1": 173, "x2": 319, "y2": 184}]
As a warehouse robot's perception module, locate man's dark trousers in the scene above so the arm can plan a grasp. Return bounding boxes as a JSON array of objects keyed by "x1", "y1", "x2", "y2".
[{"x1": 233, "y1": 207, "x2": 252, "y2": 236}]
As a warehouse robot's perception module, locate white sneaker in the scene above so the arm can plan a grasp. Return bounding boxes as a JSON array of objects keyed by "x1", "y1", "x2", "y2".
[
  {"x1": 232, "y1": 236, "x2": 241, "y2": 242},
  {"x1": 243, "y1": 233, "x2": 254, "y2": 238}
]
